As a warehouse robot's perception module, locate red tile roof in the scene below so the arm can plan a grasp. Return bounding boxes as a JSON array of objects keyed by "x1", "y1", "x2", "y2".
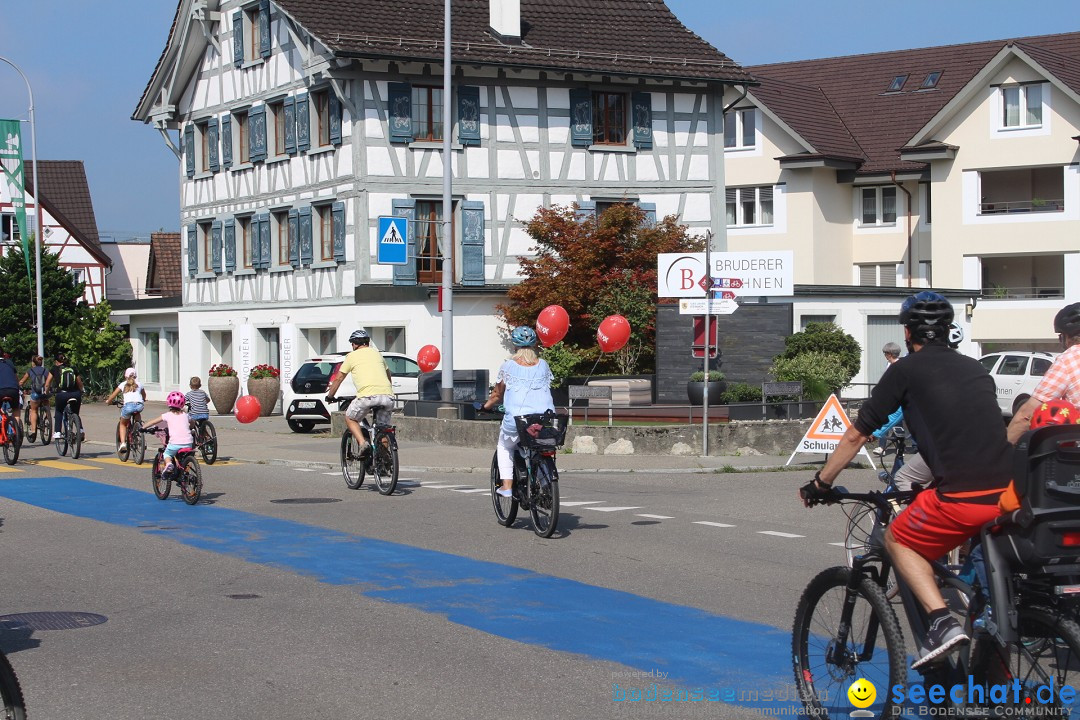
[{"x1": 146, "y1": 232, "x2": 182, "y2": 297}]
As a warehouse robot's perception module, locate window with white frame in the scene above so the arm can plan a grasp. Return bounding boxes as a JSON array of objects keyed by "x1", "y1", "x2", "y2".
[
  {"x1": 726, "y1": 186, "x2": 773, "y2": 227},
  {"x1": 197, "y1": 120, "x2": 210, "y2": 172},
  {"x1": 244, "y1": 4, "x2": 265, "y2": 63},
  {"x1": 315, "y1": 204, "x2": 334, "y2": 262},
  {"x1": 724, "y1": 108, "x2": 756, "y2": 149},
  {"x1": 273, "y1": 209, "x2": 292, "y2": 266},
  {"x1": 0, "y1": 214, "x2": 19, "y2": 245},
  {"x1": 1001, "y1": 83, "x2": 1043, "y2": 129},
  {"x1": 234, "y1": 109, "x2": 250, "y2": 165},
  {"x1": 237, "y1": 215, "x2": 254, "y2": 269},
  {"x1": 198, "y1": 221, "x2": 214, "y2": 272},
  {"x1": 860, "y1": 186, "x2": 897, "y2": 226},
  {"x1": 312, "y1": 89, "x2": 332, "y2": 148},
  {"x1": 268, "y1": 99, "x2": 287, "y2": 157}
]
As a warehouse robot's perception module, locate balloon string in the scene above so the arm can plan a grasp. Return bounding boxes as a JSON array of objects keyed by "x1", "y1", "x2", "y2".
[{"x1": 579, "y1": 354, "x2": 602, "y2": 385}]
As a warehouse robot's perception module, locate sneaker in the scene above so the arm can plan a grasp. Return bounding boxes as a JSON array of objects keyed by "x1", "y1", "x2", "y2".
[
  {"x1": 118, "y1": 443, "x2": 128, "y2": 452},
  {"x1": 52, "y1": 431, "x2": 61, "y2": 440},
  {"x1": 162, "y1": 465, "x2": 177, "y2": 480},
  {"x1": 912, "y1": 615, "x2": 969, "y2": 669},
  {"x1": 496, "y1": 487, "x2": 513, "y2": 498},
  {"x1": 873, "y1": 447, "x2": 886, "y2": 457}
]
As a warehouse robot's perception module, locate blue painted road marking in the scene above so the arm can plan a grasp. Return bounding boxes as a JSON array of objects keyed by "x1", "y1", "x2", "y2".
[{"x1": 0, "y1": 477, "x2": 817, "y2": 710}]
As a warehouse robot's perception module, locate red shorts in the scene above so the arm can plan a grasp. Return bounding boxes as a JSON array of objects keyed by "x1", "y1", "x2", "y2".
[{"x1": 889, "y1": 489, "x2": 1001, "y2": 561}]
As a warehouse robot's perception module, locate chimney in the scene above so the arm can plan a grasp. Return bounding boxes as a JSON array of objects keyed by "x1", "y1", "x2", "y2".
[{"x1": 489, "y1": 0, "x2": 521, "y2": 41}]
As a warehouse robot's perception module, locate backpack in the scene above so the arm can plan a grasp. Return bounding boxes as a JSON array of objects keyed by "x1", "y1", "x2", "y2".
[
  {"x1": 28, "y1": 366, "x2": 47, "y2": 394},
  {"x1": 57, "y1": 366, "x2": 77, "y2": 392}
]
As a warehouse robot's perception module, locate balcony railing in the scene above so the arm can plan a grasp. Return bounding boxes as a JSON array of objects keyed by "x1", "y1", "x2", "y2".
[
  {"x1": 979, "y1": 199, "x2": 1064, "y2": 215},
  {"x1": 980, "y1": 285, "x2": 1064, "y2": 299}
]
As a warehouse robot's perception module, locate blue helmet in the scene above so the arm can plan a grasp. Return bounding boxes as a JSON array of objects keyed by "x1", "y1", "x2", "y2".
[
  {"x1": 510, "y1": 326, "x2": 538, "y2": 347},
  {"x1": 899, "y1": 291, "x2": 954, "y2": 343}
]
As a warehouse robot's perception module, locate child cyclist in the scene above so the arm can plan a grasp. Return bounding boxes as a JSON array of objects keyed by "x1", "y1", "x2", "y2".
[
  {"x1": 185, "y1": 377, "x2": 211, "y2": 430},
  {"x1": 143, "y1": 391, "x2": 194, "y2": 478},
  {"x1": 104, "y1": 368, "x2": 147, "y2": 452}
]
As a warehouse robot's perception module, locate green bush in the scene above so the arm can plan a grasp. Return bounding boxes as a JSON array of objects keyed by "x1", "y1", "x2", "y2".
[
  {"x1": 689, "y1": 370, "x2": 725, "y2": 382},
  {"x1": 777, "y1": 322, "x2": 861, "y2": 382},
  {"x1": 770, "y1": 351, "x2": 850, "y2": 401},
  {"x1": 541, "y1": 341, "x2": 587, "y2": 388},
  {"x1": 719, "y1": 382, "x2": 763, "y2": 403}
]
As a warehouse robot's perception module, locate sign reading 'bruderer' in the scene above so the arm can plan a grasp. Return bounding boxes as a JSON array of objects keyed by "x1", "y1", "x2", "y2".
[{"x1": 657, "y1": 251, "x2": 794, "y2": 299}]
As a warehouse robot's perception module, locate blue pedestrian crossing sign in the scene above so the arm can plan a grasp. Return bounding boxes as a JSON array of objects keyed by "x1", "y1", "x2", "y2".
[{"x1": 377, "y1": 216, "x2": 409, "y2": 265}]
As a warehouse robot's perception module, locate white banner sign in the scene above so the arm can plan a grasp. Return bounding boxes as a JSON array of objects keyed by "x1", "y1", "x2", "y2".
[
  {"x1": 678, "y1": 298, "x2": 738, "y2": 315},
  {"x1": 658, "y1": 251, "x2": 794, "y2": 298}
]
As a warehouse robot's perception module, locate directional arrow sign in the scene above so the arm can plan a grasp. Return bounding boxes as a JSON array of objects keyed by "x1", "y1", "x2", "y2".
[{"x1": 377, "y1": 216, "x2": 409, "y2": 265}]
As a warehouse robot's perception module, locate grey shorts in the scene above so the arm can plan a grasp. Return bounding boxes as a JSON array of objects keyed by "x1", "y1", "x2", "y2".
[{"x1": 346, "y1": 395, "x2": 394, "y2": 425}]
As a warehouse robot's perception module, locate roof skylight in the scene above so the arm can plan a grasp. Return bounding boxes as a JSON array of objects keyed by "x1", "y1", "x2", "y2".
[
  {"x1": 887, "y1": 75, "x2": 908, "y2": 92},
  {"x1": 921, "y1": 71, "x2": 942, "y2": 89}
]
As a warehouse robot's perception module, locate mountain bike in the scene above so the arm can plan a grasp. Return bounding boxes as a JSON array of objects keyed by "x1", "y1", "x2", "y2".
[
  {"x1": 54, "y1": 397, "x2": 83, "y2": 459},
  {"x1": 0, "y1": 649, "x2": 26, "y2": 719},
  {"x1": 793, "y1": 427, "x2": 1080, "y2": 719},
  {"x1": 328, "y1": 396, "x2": 399, "y2": 495},
  {"x1": 21, "y1": 390, "x2": 50, "y2": 447},
  {"x1": 141, "y1": 427, "x2": 203, "y2": 505},
  {"x1": 844, "y1": 426, "x2": 909, "y2": 566},
  {"x1": 186, "y1": 405, "x2": 218, "y2": 465},
  {"x1": 490, "y1": 411, "x2": 564, "y2": 539},
  {"x1": 0, "y1": 398, "x2": 21, "y2": 466},
  {"x1": 113, "y1": 399, "x2": 146, "y2": 465}
]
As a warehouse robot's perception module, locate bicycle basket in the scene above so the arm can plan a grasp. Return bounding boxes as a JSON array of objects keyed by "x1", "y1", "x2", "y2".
[{"x1": 513, "y1": 413, "x2": 568, "y2": 449}]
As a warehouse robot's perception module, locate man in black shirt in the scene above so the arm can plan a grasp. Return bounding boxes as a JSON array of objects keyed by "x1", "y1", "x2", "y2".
[{"x1": 801, "y1": 292, "x2": 1012, "y2": 669}]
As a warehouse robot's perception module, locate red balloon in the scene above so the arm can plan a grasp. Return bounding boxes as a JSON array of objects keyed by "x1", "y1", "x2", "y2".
[
  {"x1": 417, "y1": 344, "x2": 441, "y2": 373},
  {"x1": 597, "y1": 315, "x2": 631, "y2": 353},
  {"x1": 235, "y1": 395, "x2": 261, "y2": 424},
  {"x1": 536, "y1": 305, "x2": 570, "y2": 347}
]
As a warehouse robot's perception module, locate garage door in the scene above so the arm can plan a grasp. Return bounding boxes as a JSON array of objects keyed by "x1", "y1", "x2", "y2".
[{"x1": 867, "y1": 315, "x2": 905, "y2": 385}]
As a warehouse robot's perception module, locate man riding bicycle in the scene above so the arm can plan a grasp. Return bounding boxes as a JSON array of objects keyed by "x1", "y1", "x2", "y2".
[
  {"x1": 324, "y1": 329, "x2": 394, "y2": 452},
  {"x1": 0, "y1": 351, "x2": 20, "y2": 416},
  {"x1": 46, "y1": 353, "x2": 83, "y2": 440},
  {"x1": 801, "y1": 292, "x2": 1013, "y2": 669},
  {"x1": 1007, "y1": 301, "x2": 1080, "y2": 443}
]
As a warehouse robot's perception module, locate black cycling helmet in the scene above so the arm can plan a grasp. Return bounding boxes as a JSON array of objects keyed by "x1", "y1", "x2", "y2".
[
  {"x1": 349, "y1": 329, "x2": 370, "y2": 345},
  {"x1": 899, "y1": 291, "x2": 954, "y2": 343},
  {"x1": 1054, "y1": 302, "x2": 1080, "y2": 338}
]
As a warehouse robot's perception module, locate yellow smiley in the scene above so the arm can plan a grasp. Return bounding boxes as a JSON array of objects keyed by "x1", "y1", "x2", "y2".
[{"x1": 847, "y1": 678, "x2": 876, "y2": 709}]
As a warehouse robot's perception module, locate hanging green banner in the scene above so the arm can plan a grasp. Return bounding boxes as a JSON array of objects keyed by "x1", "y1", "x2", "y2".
[{"x1": 0, "y1": 119, "x2": 32, "y2": 280}]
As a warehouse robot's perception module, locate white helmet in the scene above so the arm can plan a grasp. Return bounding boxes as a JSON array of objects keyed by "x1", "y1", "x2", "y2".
[{"x1": 947, "y1": 322, "x2": 964, "y2": 349}]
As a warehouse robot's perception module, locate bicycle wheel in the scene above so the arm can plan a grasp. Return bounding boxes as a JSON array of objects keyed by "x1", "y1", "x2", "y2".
[
  {"x1": 39, "y1": 406, "x2": 50, "y2": 446},
  {"x1": 490, "y1": 451, "x2": 518, "y2": 527},
  {"x1": 20, "y1": 407, "x2": 29, "y2": 448},
  {"x1": 2, "y1": 417, "x2": 20, "y2": 466},
  {"x1": 0, "y1": 650, "x2": 27, "y2": 720},
  {"x1": 199, "y1": 421, "x2": 218, "y2": 465},
  {"x1": 969, "y1": 605, "x2": 1080, "y2": 716},
  {"x1": 54, "y1": 414, "x2": 67, "y2": 456},
  {"x1": 372, "y1": 432, "x2": 398, "y2": 496},
  {"x1": 341, "y1": 432, "x2": 365, "y2": 489},
  {"x1": 116, "y1": 422, "x2": 130, "y2": 462},
  {"x1": 68, "y1": 414, "x2": 83, "y2": 459},
  {"x1": 152, "y1": 452, "x2": 171, "y2": 500},
  {"x1": 792, "y1": 565, "x2": 906, "y2": 719},
  {"x1": 179, "y1": 456, "x2": 202, "y2": 505},
  {"x1": 131, "y1": 421, "x2": 146, "y2": 465},
  {"x1": 529, "y1": 456, "x2": 559, "y2": 538}
]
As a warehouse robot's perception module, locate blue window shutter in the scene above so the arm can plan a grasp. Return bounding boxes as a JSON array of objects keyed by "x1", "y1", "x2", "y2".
[
  {"x1": 284, "y1": 97, "x2": 296, "y2": 155},
  {"x1": 576, "y1": 200, "x2": 597, "y2": 223},
  {"x1": 329, "y1": 92, "x2": 343, "y2": 146},
  {"x1": 296, "y1": 93, "x2": 310, "y2": 152},
  {"x1": 332, "y1": 201, "x2": 346, "y2": 262},
  {"x1": 232, "y1": 10, "x2": 243, "y2": 68},
  {"x1": 632, "y1": 92, "x2": 653, "y2": 149},
  {"x1": 298, "y1": 207, "x2": 313, "y2": 264},
  {"x1": 259, "y1": 213, "x2": 271, "y2": 268},
  {"x1": 259, "y1": 0, "x2": 272, "y2": 59},
  {"x1": 457, "y1": 86, "x2": 481, "y2": 146},
  {"x1": 208, "y1": 118, "x2": 220, "y2": 172},
  {"x1": 249, "y1": 106, "x2": 267, "y2": 162},
  {"x1": 392, "y1": 198, "x2": 417, "y2": 285},
  {"x1": 187, "y1": 225, "x2": 197, "y2": 278},
  {"x1": 185, "y1": 125, "x2": 195, "y2": 178},
  {"x1": 569, "y1": 89, "x2": 593, "y2": 147},
  {"x1": 387, "y1": 83, "x2": 413, "y2": 143},
  {"x1": 288, "y1": 209, "x2": 300, "y2": 267},
  {"x1": 221, "y1": 116, "x2": 233, "y2": 169},
  {"x1": 211, "y1": 220, "x2": 223, "y2": 273},
  {"x1": 639, "y1": 202, "x2": 657, "y2": 227},
  {"x1": 461, "y1": 200, "x2": 485, "y2": 286},
  {"x1": 224, "y1": 219, "x2": 236, "y2": 272}
]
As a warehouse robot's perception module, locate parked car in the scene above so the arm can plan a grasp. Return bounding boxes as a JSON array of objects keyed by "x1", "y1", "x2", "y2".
[
  {"x1": 978, "y1": 351, "x2": 1058, "y2": 417},
  {"x1": 283, "y1": 352, "x2": 420, "y2": 432}
]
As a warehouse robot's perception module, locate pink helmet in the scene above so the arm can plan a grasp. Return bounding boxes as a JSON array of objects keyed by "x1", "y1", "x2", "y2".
[{"x1": 166, "y1": 391, "x2": 186, "y2": 410}]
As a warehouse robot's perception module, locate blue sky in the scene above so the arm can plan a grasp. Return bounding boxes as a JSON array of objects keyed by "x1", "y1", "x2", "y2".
[{"x1": 1, "y1": 0, "x2": 1076, "y2": 236}]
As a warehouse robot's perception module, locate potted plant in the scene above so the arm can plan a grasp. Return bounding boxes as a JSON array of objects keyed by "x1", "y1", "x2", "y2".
[
  {"x1": 687, "y1": 370, "x2": 725, "y2": 406},
  {"x1": 246, "y1": 363, "x2": 281, "y2": 417},
  {"x1": 207, "y1": 363, "x2": 239, "y2": 414}
]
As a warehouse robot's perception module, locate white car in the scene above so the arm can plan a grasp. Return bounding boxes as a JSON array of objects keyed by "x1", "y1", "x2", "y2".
[
  {"x1": 284, "y1": 352, "x2": 420, "y2": 432},
  {"x1": 978, "y1": 351, "x2": 1059, "y2": 417}
]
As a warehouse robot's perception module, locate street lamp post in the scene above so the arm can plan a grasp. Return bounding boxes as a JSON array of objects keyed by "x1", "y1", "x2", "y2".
[
  {"x1": 439, "y1": 0, "x2": 456, "y2": 417},
  {"x1": 0, "y1": 55, "x2": 46, "y2": 358}
]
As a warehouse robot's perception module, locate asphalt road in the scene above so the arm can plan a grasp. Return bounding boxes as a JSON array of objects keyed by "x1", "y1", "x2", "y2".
[{"x1": 0, "y1": 435, "x2": 882, "y2": 720}]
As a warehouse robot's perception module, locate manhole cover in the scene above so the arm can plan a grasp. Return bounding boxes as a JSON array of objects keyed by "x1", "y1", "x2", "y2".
[
  {"x1": 0, "y1": 612, "x2": 107, "y2": 631},
  {"x1": 226, "y1": 594, "x2": 261, "y2": 600},
  {"x1": 269, "y1": 498, "x2": 342, "y2": 504}
]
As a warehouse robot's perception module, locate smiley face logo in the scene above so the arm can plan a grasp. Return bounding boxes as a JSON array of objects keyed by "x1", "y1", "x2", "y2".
[{"x1": 847, "y1": 678, "x2": 876, "y2": 709}]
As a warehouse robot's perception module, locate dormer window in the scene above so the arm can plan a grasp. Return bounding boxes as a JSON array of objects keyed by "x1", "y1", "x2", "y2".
[
  {"x1": 921, "y1": 71, "x2": 942, "y2": 89},
  {"x1": 887, "y1": 75, "x2": 908, "y2": 93}
]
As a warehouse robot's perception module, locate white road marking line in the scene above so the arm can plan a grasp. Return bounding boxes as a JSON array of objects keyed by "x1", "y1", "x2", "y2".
[
  {"x1": 322, "y1": 472, "x2": 339, "y2": 476},
  {"x1": 636, "y1": 514, "x2": 674, "y2": 520},
  {"x1": 452, "y1": 488, "x2": 489, "y2": 494},
  {"x1": 559, "y1": 501, "x2": 606, "y2": 507},
  {"x1": 294, "y1": 468, "x2": 317, "y2": 472},
  {"x1": 758, "y1": 531, "x2": 805, "y2": 539},
  {"x1": 582, "y1": 506, "x2": 643, "y2": 512},
  {"x1": 693, "y1": 521, "x2": 735, "y2": 528},
  {"x1": 828, "y1": 542, "x2": 848, "y2": 548},
  {"x1": 419, "y1": 484, "x2": 472, "y2": 489}
]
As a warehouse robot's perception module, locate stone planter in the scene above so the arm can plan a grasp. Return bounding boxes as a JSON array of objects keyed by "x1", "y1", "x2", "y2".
[
  {"x1": 207, "y1": 376, "x2": 239, "y2": 414},
  {"x1": 246, "y1": 377, "x2": 280, "y2": 416},
  {"x1": 687, "y1": 380, "x2": 726, "y2": 406}
]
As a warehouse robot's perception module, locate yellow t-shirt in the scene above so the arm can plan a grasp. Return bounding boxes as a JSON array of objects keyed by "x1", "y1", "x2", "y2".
[{"x1": 340, "y1": 347, "x2": 393, "y2": 397}]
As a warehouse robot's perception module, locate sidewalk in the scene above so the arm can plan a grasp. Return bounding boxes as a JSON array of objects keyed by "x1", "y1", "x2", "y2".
[{"x1": 75, "y1": 400, "x2": 824, "y2": 475}]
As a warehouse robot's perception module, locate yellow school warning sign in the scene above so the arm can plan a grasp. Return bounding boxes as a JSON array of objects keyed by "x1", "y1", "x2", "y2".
[{"x1": 786, "y1": 394, "x2": 875, "y2": 466}]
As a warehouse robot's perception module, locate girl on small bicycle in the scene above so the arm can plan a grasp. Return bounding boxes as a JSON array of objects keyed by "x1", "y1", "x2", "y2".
[
  {"x1": 478, "y1": 326, "x2": 555, "y2": 497},
  {"x1": 143, "y1": 391, "x2": 193, "y2": 478},
  {"x1": 104, "y1": 368, "x2": 146, "y2": 452}
]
